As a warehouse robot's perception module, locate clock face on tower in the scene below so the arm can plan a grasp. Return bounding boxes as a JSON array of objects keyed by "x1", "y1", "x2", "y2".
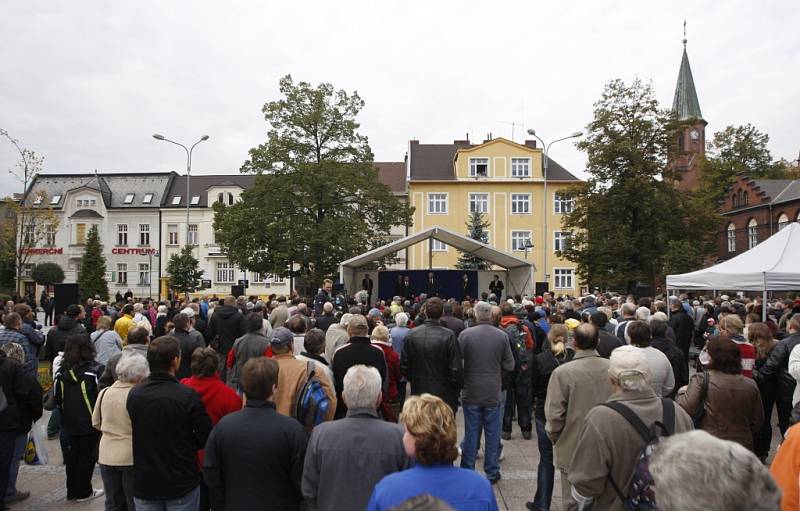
[{"x1": 689, "y1": 129, "x2": 700, "y2": 140}]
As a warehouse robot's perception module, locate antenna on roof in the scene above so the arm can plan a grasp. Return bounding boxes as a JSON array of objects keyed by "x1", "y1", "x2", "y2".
[{"x1": 498, "y1": 121, "x2": 522, "y2": 142}]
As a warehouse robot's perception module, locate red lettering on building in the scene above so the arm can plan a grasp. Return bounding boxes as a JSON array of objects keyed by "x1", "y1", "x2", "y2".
[
  {"x1": 111, "y1": 248, "x2": 157, "y2": 255},
  {"x1": 20, "y1": 247, "x2": 63, "y2": 255}
]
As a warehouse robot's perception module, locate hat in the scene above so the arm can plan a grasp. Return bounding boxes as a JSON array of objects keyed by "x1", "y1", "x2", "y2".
[
  {"x1": 536, "y1": 309, "x2": 548, "y2": 319},
  {"x1": 270, "y1": 327, "x2": 294, "y2": 347},
  {"x1": 565, "y1": 318, "x2": 580, "y2": 330},
  {"x1": 180, "y1": 307, "x2": 195, "y2": 319},
  {"x1": 608, "y1": 345, "x2": 652, "y2": 388},
  {"x1": 535, "y1": 296, "x2": 544, "y2": 305}
]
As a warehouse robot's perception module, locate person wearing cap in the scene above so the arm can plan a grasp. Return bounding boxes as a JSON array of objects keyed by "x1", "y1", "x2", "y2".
[
  {"x1": 544, "y1": 323, "x2": 612, "y2": 511},
  {"x1": 170, "y1": 312, "x2": 206, "y2": 380},
  {"x1": 270, "y1": 327, "x2": 337, "y2": 422},
  {"x1": 568, "y1": 345, "x2": 693, "y2": 511},
  {"x1": 44, "y1": 303, "x2": 87, "y2": 364}
]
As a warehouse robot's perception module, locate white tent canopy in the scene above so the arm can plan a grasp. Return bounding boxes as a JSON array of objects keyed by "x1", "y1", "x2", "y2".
[
  {"x1": 666, "y1": 222, "x2": 800, "y2": 291},
  {"x1": 339, "y1": 226, "x2": 535, "y2": 297}
]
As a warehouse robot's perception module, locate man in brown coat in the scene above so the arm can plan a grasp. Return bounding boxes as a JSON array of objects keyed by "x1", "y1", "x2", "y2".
[{"x1": 544, "y1": 324, "x2": 613, "y2": 511}]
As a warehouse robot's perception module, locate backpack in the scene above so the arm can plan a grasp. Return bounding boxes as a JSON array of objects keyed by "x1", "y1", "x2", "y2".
[
  {"x1": 504, "y1": 322, "x2": 530, "y2": 371},
  {"x1": 293, "y1": 361, "x2": 330, "y2": 431},
  {"x1": 603, "y1": 398, "x2": 676, "y2": 511}
]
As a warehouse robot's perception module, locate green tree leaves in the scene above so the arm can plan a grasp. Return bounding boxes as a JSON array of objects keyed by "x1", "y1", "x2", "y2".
[
  {"x1": 77, "y1": 225, "x2": 109, "y2": 301},
  {"x1": 456, "y1": 211, "x2": 490, "y2": 270},
  {"x1": 31, "y1": 262, "x2": 64, "y2": 286},
  {"x1": 166, "y1": 245, "x2": 204, "y2": 296}
]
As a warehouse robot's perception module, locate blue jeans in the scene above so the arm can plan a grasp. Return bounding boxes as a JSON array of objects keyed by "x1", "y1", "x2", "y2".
[
  {"x1": 5, "y1": 434, "x2": 27, "y2": 499},
  {"x1": 460, "y1": 403, "x2": 502, "y2": 481},
  {"x1": 134, "y1": 487, "x2": 200, "y2": 511},
  {"x1": 532, "y1": 417, "x2": 555, "y2": 511}
]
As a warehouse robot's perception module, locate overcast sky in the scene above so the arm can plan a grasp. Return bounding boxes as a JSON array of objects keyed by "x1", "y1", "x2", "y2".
[{"x1": 1, "y1": 1, "x2": 798, "y2": 197}]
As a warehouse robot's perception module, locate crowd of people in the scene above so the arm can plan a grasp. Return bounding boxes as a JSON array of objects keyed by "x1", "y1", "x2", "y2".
[{"x1": 1, "y1": 283, "x2": 800, "y2": 509}]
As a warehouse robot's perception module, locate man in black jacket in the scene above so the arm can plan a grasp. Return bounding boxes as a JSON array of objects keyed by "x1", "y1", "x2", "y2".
[
  {"x1": 668, "y1": 297, "x2": 695, "y2": 363},
  {"x1": 590, "y1": 312, "x2": 623, "y2": 359},
  {"x1": 44, "y1": 304, "x2": 86, "y2": 363},
  {"x1": 204, "y1": 357, "x2": 307, "y2": 511},
  {"x1": 401, "y1": 297, "x2": 463, "y2": 412},
  {"x1": 0, "y1": 348, "x2": 32, "y2": 510},
  {"x1": 331, "y1": 315, "x2": 387, "y2": 418},
  {"x1": 207, "y1": 296, "x2": 245, "y2": 378},
  {"x1": 650, "y1": 316, "x2": 689, "y2": 399},
  {"x1": 127, "y1": 336, "x2": 212, "y2": 510},
  {"x1": 756, "y1": 315, "x2": 800, "y2": 435}
]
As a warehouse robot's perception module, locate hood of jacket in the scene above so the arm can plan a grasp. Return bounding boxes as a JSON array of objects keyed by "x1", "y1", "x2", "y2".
[
  {"x1": 499, "y1": 315, "x2": 521, "y2": 328},
  {"x1": 214, "y1": 305, "x2": 240, "y2": 320},
  {"x1": 123, "y1": 344, "x2": 149, "y2": 357}
]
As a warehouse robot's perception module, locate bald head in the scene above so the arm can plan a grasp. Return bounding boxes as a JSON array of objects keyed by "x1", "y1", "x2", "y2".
[{"x1": 574, "y1": 323, "x2": 598, "y2": 351}]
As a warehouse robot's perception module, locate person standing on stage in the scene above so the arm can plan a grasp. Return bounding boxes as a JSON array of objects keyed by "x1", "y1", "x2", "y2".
[
  {"x1": 362, "y1": 274, "x2": 374, "y2": 307},
  {"x1": 426, "y1": 272, "x2": 438, "y2": 298},
  {"x1": 461, "y1": 274, "x2": 470, "y2": 300},
  {"x1": 489, "y1": 275, "x2": 504, "y2": 298}
]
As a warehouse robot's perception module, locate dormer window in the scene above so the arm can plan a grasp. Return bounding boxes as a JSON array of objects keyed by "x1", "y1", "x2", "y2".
[
  {"x1": 142, "y1": 193, "x2": 153, "y2": 204},
  {"x1": 217, "y1": 193, "x2": 224, "y2": 203},
  {"x1": 469, "y1": 158, "x2": 489, "y2": 177},
  {"x1": 50, "y1": 195, "x2": 62, "y2": 205},
  {"x1": 227, "y1": 193, "x2": 234, "y2": 205},
  {"x1": 172, "y1": 196, "x2": 182, "y2": 205},
  {"x1": 124, "y1": 193, "x2": 135, "y2": 204},
  {"x1": 33, "y1": 195, "x2": 43, "y2": 205},
  {"x1": 191, "y1": 196, "x2": 201, "y2": 205}
]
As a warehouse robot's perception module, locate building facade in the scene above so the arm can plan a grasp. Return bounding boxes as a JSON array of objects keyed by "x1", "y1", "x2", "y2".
[
  {"x1": 718, "y1": 175, "x2": 800, "y2": 260},
  {"x1": 407, "y1": 137, "x2": 583, "y2": 296}
]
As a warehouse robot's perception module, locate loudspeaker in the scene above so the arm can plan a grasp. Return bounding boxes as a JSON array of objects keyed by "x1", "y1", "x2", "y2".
[
  {"x1": 535, "y1": 281, "x2": 550, "y2": 296},
  {"x1": 231, "y1": 285, "x2": 244, "y2": 297},
  {"x1": 54, "y1": 283, "x2": 80, "y2": 318}
]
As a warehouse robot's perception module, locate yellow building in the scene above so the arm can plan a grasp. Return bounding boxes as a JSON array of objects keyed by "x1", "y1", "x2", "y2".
[{"x1": 407, "y1": 136, "x2": 583, "y2": 297}]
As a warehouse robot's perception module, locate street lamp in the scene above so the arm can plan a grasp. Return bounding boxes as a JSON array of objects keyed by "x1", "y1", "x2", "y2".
[
  {"x1": 526, "y1": 129, "x2": 582, "y2": 290},
  {"x1": 152, "y1": 134, "x2": 209, "y2": 246}
]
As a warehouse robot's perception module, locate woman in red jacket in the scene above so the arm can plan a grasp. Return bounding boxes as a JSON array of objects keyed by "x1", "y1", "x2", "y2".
[
  {"x1": 371, "y1": 325, "x2": 402, "y2": 422},
  {"x1": 181, "y1": 347, "x2": 242, "y2": 510}
]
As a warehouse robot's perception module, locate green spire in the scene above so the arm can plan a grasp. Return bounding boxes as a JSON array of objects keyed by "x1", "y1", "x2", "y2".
[{"x1": 672, "y1": 35, "x2": 703, "y2": 121}]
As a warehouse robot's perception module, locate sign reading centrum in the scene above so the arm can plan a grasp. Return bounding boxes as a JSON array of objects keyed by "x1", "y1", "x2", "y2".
[{"x1": 111, "y1": 248, "x2": 159, "y2": 255}]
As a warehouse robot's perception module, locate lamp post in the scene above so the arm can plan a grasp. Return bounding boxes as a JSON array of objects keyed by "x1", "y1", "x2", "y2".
[
  {"x1": 526, "y1": 129, "x2": 582, "y2": 291},
  {"x1": 523, "y1": 238, "x2": 534, "y2": 288},
  {"x1": 152, "y1": 134, "x2": 209, "y2": 246}
]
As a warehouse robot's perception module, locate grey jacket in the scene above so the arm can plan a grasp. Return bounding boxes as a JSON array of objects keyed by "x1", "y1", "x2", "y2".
[
  {"x1": 458, "y1": 323, "x2": 515, "y2": 407},
  {"x1": 545, "y1": 350, "x2": 612, "y2": 470},
  {"x1": 98, "y1": 343, "x2": 149, "y2": 389},
  {"x1": 301, "y1": 407, "x2": 409, "y2": 511},
  {"x1": 227, "y1": 332, "x2": 270, "y2": 389}
]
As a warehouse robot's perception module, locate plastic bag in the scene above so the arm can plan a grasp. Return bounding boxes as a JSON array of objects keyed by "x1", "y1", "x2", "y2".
[{"x1": 24, "y1": 420, "x2": 48, "y2": 465}]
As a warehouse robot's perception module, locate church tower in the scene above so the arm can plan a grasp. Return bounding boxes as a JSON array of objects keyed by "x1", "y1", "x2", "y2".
[{"x1": 672, "y1": 26, "x2": 707, "y2": 191}]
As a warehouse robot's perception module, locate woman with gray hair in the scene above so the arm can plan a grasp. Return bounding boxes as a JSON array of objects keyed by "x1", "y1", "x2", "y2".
[
  {"x1": 92, "y1": 352, "x2": 149, "y2": 511},
  {"x1": 650, "y1": 430, "x2": 780, "y2": 511}
]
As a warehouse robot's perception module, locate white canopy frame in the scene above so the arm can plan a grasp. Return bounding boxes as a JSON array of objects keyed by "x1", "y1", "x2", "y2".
[
  {"x1": 666, "y1": 222, "x2": 800, "y2": 321},
  {"x1": 339, "y1": 226, "x2": 536, "y2": 298}
]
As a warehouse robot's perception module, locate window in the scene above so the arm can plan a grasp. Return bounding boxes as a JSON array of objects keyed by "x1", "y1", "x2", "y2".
[
  {"x1": 511, "y1": 231, "x2": 532, "y2": 251},
  {"x1": 469, "y1": 193, "x2": 489, "y2": 214},
  {"x1": 171, "y1": 196, "x2": 182, "y2": 205},
  {"x1": 22, "y1": 264, "x2": 33, "y2": 278},
  {"x1": 188, "y1": 224, "x2": 198, "y2": 245},
  {"x1": 190, "y1": 196, "x2": 201, "y2": 205},
  {"x1": 33, "y1": 195, "x2": 43, "y2": 205},
  {"x1": 139, "y1": 224, "x2": 150, "y2": 246},
  {"x1": 511, "y1": 193, "x2": 530, "y2": 214},
  {"x1": 228, "y1": 193, "x2": 234, "y2": 205},
  {"x1": 23, "y1": 225, "x2": 35, "y2": 245},
  {"x1": 731, "y1": 194, "x2": 738, "y2": 208},
  {"x1": 138, "y1": 263, "x2": 150, "y2": 285},
  {"x1": 511, "y1": 158, "x2": 530, "y2": 177},
  {"x1": 427, "y1": 193, "x2": 448, "y2": 214},
  {"x1": 726, "y1": 223, "x2": 736, "y2": 253},
  {"x1": 124, "y1": 193, "x2": 135, "y2": 204},
  {"x1": 117, "y1": 224, "x2": 128, "y2": 246},
  {"x1": 554, "y1": 231, "x2": 572, "y2": 252},
  {"x1": 747, "y1": 219, "x2": 758, "y2": 249},
  {"x1": 45, "y1": 224, "x2": 56, "y2": 246},
  {"x1": 50, "y1": 195, "x2": 62, "y2": 205},
  {"x1": 117, "y1": 263, "x2": 128, "y2": 284},
  {"x1": 554, "y1": 268, "x2": 574, "y2": 289},
  {"x1": 554, "y1": 192, "x2": 574, "y2": 214},
  {"x1": 469, "y1": 158, "x2": 489, "y2": 177},
  {"x1": 743, "y1": 191, "x2": 749, "y2": 205},
  {"x1": 76, "y1": 223, "x2": 87, "y2": 245},
  {"x1": 142, "y1": 193, "x2": 153, "y2": 204},
  {"x1": 167, "y1": 224, "x2": 179, "y2": 245},
  {"x1": 216, "y1": 262, "x2": 235, "y2": 283},
  {"x1": 90, "y1": 199, "x2": 96, "y2": 206},
  {"x1": 431, "y1": 240, "x2": 447, "y2": 252},
  {"x1": 217, "y1": 192, "x2": 224, "y2": 203},
  {"x1": 778, "y1": 213, "x2": 789, "y2": 231},
  {"x1": 269, "y1": 274, "x2": 285, "y2": 285}
]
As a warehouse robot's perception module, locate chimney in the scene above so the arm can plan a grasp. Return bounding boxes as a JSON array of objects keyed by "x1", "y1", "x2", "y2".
[
  {"x1": 524, "y1": 140, "x2": 537, "y2": 148},
  {"x1": 409, "y1": 139, "x2": 419, "y2": 145}
]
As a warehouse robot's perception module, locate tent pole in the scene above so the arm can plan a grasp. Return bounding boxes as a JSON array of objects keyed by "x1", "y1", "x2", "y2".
[
  {"x1": 666, "y1": 288, "x2": 671, "y2": 319},
  {"x1": 428, "y1": 238, "x2": 432, "y2": 270},
  {"x1": 762, "y1": 272, "x2": 768, "y2": 322}
]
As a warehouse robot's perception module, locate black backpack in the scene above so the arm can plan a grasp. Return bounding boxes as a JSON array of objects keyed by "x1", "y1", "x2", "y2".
[
  {"x1": 504, "y1": 322, "x2": 530, "y2": 371},
  {"x1": 603, "y1": 399, "x2": 676, "y2": 511}
]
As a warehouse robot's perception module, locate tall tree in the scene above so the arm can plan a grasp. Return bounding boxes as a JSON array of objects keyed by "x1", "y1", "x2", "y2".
[
  {"x1": 77, "y1": 225, "x2": 108, "y2": 301},
  {"x1": 214, "y1": 75, "x2": 413, "y2": 286},
  {"x1": 1, "y1": 129, "x2": 59, "y2": 295},
  {"x1": 456, "y1": 211, "x2": 490, "y2": 270},
  {"x1": 166, "y1": 245, "x2": 204, "y2": 297},
  {"x1": 561, "y1": 79, "x2": 718, "y2": 293}
]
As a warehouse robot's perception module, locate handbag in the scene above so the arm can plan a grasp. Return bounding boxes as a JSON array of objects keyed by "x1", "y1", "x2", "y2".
[
  {"x1": 43, "y1": 386, "x2": 57, "y2": 411},
  {"x1": 691, "y1": 367, "x2": 710, "y2": 428}
]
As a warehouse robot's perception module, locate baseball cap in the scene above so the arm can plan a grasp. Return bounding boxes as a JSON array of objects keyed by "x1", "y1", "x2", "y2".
[
  {"x1": 565, "y1": 318, "x2": 580, "y2": 330},
  {"x1": 270, "y1": 327, "x2": 294, "y2": 347},
  {"x1": 608, "y1": 345, "x2": 652, "y2": 389}
]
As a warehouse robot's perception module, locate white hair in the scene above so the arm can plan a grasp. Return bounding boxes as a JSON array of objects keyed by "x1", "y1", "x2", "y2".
[
  {"x1": 635, "y1": 306, "x2": 651, "y2": 322},
  {"x1": 620, "y1": 302, "x2": 636, "y2": 317},
  {"x1": 342, "y1": 365, "x2": 381, "y2": 409},
  {"x1": 474, "y1": 301, "x2": 493, "y2": 322},
  {"x1": 650, "y1": 430, "x2": 780, "y2": 511},
  {"x1": 651, "y1": 311, "x2": 668, "y2": 323},
  {"x1": 133, "y1": 302, "x2": 144, "y2": 313},
  {"x1": 340, "y1": 313, "x2": 353, "y2": 327},
  {"x1": 395, "y1": 312, "x2": 409, "y2": 327},
  {"x1": 115, "y1": 352, "x2": 150, "y2": 384}
]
